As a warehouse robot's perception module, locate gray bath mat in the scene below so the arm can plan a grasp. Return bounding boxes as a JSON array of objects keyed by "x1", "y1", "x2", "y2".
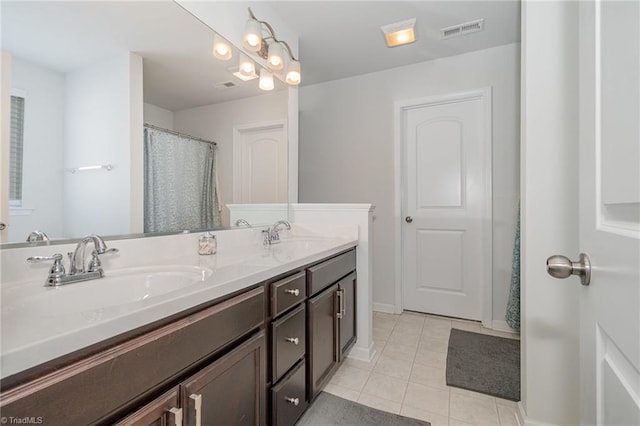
[
  {"x1": 297, "y1": 392, "x2": 430, "y2": 425},
  {"x1": 446, "y1": 328, "x2": 520, "y2": 401}
]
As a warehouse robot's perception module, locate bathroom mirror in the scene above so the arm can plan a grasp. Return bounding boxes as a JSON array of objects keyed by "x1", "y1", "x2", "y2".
[{"x1": 0, "y1": 0, "x2": 289, "y2": 245}]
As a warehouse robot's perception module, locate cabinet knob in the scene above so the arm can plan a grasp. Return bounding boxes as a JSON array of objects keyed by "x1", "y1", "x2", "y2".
[
  {"x1": 284, "y1": 288, "x2": 300, "y2": 296},
  {"x1": 285, "y1": 397, "x2": 300, "y2": 406},
  {"x1": 285, "y1": 337, "x2": 300, "y2": 345}
]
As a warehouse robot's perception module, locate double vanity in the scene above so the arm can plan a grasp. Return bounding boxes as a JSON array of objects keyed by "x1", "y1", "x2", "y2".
[{"x1": 0, "y1": 225, "x2": 364, "y2": 425}]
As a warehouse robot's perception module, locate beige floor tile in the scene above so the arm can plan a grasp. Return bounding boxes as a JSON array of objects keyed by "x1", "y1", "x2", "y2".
[
  {"x1": 328, "y1": 364, "x2": 370, "y2": 392},
  {"x1": 374, "y1": 311, "x2": 400, "y2": 321},
  {"x1": 342, "y1": 356, "x2": 376, "y2": 372},
  {"x1": 382, "y1": 342, "x2": 418, "y2": 362},
  {"x1": 449, "y1": 418, "x2": 479, "y2": 426},
  {"x1": 450, "y1": 391, "x2": 500, "y2": 426},
  {"x1": 402, "y1": 382, "x2": 450, "y2": 417},
  {"x1": 388, "y1": 329, "x2": 422, "y2": 348},
  {"x1": 357, "y1": 393, "x2": 402, "y2": 414},
  {"x1": 373, "y1": 315, "x2": 398, "y2": 331},
  {"x1": 497, "y1": 404, "x2": 520, "y2": 426},
  {"x1": 424, "y1": 315, "x2": 453, "y2": 326},
  {"x1": 322, "y1": 383, "x2": 360, "y2": 402},
  {"x1": 409, "y1": 362, "x2": 448, "y2": 390},
  {"x1": 361, "y1": 372, "x2": 408, "y2": 404},
  {"x1": 400, "y1": 406, "x2": 448, "y2": 426},
  {"x1": 399, "y1": 311, "x2": 428, "y2": 325},
  {"x1": 449, "y1": 386, "x2": 497, "y2": 403},
  {"x1": 414, "y1": 347, "x2": 448, "y2": 369},
  {"x1": 419, "y1": 336, "x2": 450, "y2": 354},
  {"x1": 373, "y1": 326, "x2": 393, "y2": 341},
  {"x1": 373, "y1": 354, "x2": 413, "y2": 381},
  {"x1": 451, "y1": 320, "x2": 482, "y2": 333},
  {"x1": 495, "y1": 397, "x2": 519, "y2": 408},
  {"x1": 421, "y1": 322, "x2": 452, "y2": 340}
]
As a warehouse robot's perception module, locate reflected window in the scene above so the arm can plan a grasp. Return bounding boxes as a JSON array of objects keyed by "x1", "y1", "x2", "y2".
[{"x1": 9, "y1": 94, "x2": 25, "y2": 207}]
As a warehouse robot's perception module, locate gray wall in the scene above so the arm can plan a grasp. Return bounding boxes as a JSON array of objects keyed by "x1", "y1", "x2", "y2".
[{"x1": 299, "y1": 43, "x2": 521, "y2": 326}]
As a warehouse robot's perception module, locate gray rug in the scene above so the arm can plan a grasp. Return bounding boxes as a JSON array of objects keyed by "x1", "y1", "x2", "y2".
[
  {"x1": 446, "y1": 328, "x2": 520, "y2": 401},
  {"x1": 297, "y1": 392, "x2": 430, "y2": 425}
]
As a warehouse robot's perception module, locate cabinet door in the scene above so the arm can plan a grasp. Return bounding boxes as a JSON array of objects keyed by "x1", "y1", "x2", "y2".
[
  {"x1": 114, "y1": 388, "x2": 182, "y2": 426},
  {"x1": 338, "y1": 272, "x2": 357, "y2": 358},
  {"x1": 306, "y1": 283, "x2": 339, "y2": 400},
  {"x1": 182, "y1": 331, "x2": 266, "y2": 426}
]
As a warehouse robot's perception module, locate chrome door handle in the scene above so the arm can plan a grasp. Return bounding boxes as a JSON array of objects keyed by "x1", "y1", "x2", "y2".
[
  {"x1": 546, "y1": 253, "x2": 591, "y2": 286},
  {"x1": 285, "y1": 337, "x2": 300, "y2": 345},
  {"x1": 0, "y1": 222, "x2": 6, "y2": 231},
  {"x1": 189, "y1": 393, "x2": 202, "y2": 426},
  {"x1": 405, "y1": 216, "x2": 413, "y2": 223}
]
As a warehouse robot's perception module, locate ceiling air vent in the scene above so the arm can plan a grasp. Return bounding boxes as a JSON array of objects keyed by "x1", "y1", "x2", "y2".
[
  {"x1": 440, "y1": 19, "x2": 484, "y2": 40},
  {"x1": 214, "y1": 81, "x2": 237, "y2": 89}
]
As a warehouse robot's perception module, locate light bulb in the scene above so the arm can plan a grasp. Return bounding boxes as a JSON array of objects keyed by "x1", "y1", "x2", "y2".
[
  {"x1": 239, "y1": 54, "x2": 255, "y2": 77},
  {"x1": 259, "y1": 68, "x2": 274, "y2": 91},
  {"x1": 243, "y1": 19, "x2": 263, "y2": 52},
  {"x1": 267, "y1": 43, "x2": 284, "y2": 70},
  {"x1": 212, "y1": 34, "x2": 232, "y2": 60},
  {"x1": 285, "y1": 60, "x2": 301, "y2": 85}
]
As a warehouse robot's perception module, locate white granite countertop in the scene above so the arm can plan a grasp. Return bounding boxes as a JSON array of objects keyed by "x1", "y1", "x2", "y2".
[{"x1": 0, "y1": 232, "x2": 357, "y2": 380}]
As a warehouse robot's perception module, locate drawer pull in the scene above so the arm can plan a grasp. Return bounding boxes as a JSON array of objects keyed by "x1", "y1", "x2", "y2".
[
  {"x1": 285, "y1": 396, "x2": 300, "y2": 406},
  {"x1": 285, "y1": 337, "x2": 300, "y2": 345},
  {"x1": 167, "y1": 407, "x2": 183, "y2": 426},
  {"x1": 190, "y1": 393, "x2": 202, "y2": 426},
  {"x1": 284, "y1": 288, "x2": 300, "y2": 296}
]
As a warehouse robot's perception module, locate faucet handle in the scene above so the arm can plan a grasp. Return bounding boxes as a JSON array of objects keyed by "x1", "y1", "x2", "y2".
[
  {"x1": 27, "y1": 253, "x2": 65, "y2": 278},
  {"x1": 27, "y1": 253, "x2": 63, "y2": 262}
]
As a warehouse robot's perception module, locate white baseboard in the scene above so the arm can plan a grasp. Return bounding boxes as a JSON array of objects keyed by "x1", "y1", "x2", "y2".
[
  {"x1": 492, "y1": 319, "x2": 519, "y2": 333},
  {"x1": 517, "y1": 402, "x2": 560, "y2": 426},
  {"x1": 373, "y1": 302, "x2": 396, "y2": 314},
  {"x1": 347, "y1": 342, "x2": 376, "y2": 362}
]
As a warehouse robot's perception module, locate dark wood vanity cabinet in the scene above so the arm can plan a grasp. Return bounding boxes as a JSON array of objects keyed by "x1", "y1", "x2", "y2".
[
  {"x1": 306, "y1": 250, "x2": 357, "y2": 400},
  {"x1": 181, "y1": 331, "x2": 266, "y2": 426}
]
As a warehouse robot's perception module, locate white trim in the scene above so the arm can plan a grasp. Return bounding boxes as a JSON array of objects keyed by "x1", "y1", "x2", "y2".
[
  {"x1": 287, "y1": 87, "x2": 299, "y2": 203},
  {"x1": 291, "y1": 203, "x2": 376, "y2": 212},
  {"x1": 491, "y1": 319, "x2": 519, "y2": 333},
  {"x1": 232, "y1": 119, "x2": 287, "y2": 203},
  {"x1": 373, "y1": 302, "x2": 396, "y2": 314},
  {"x1": 517, "y1": 402, "x2": 560, "y2": 426},
  {"x1": 393, "y1": 88, "x2": 493, "y2": 322}
]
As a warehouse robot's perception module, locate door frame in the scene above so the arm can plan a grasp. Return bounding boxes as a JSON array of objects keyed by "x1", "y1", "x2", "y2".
[
  {"x1": 393, "y1": 88, "x2": 493, "y2": 327},
  {"x1": 232, "y1": 120, "x2": 287, "y2": 203}
]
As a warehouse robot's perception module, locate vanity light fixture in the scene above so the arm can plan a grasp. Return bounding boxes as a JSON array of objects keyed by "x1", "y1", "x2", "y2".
[
  {"x1": 243, "y1": 8, "x2": 301, "y2": 87},
  {"x1": 212, "y1": 34, "x2": 232, "y2": 60},
  {"x1": 259, "y1": 68, "x2": 274, "y2": 91},
  {"x1": 381, "y1": 18, "x2": 417, "y2": 47}
]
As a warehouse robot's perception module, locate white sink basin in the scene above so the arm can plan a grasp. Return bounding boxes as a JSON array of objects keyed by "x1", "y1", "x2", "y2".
[{"x1": 2, "y1": 265, "x2": 213, "y2": 318}]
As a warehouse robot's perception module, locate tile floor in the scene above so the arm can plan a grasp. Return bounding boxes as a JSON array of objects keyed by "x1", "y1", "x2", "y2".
[{"x1": 322, "y1": 311, "x2": 521, "y2": 426}]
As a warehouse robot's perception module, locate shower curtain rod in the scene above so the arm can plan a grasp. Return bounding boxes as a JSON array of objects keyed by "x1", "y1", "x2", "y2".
[{"x1": 144, "y1": 123, "x2": 217, "y2": 146}]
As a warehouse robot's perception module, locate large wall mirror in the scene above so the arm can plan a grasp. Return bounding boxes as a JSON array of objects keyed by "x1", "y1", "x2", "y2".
[{"x1": 1, "y1": 0, "x2": 289, "y2": 245}]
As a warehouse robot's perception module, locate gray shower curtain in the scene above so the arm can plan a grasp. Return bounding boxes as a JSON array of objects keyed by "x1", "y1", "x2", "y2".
[{"x1": 144, "y1": 127, "x2": 221, "y2": 233}]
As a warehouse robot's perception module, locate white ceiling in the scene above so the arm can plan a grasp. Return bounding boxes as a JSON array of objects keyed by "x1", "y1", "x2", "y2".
[
  {"x1": 267, "y1": 1, "x2": 521, "y2": 85},
  {"x1": 1, "y1": 1, "x2": 520, "y2": 109}
]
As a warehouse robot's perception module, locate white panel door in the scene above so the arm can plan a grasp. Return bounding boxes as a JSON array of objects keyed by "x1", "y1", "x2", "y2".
[
  {"x1": 233, "y1": 121, "x2": 287, "y2": 204},
  {"x1": 577, "y1": 1, "x2": 640, "y2": 424},
  {"x1": 401, "y1": 90, "x2": 491, "y2": 321}
]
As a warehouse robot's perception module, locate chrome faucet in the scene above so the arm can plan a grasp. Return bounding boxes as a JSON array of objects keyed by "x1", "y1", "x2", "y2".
[
  {"x1": 26, "y1": 230, "x2": 49, "y2": 243},
  {"x1": 234, "y1": 219, "x2": 252, "y2": 227},
  {"x1": 27, "y1": 234, "x2": 118, "y2": 287},
  {"x1": 262, "y1": 220, "x2": 291, "y2": 245}
]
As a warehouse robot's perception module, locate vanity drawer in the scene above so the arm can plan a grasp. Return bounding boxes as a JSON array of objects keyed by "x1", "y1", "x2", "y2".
[
  {"x1": 0, "y1": 287, "x2": 264, "y2": 426},
  {"x1": 271, "y1": 271, "x2": 306, "y2": 317},
  {"x1": 271, "y1": 304, "x2": 306, "y2": 383},
  {"x1": 307, "y1": 249, "x2": 356, "y2": 296},
  {"x1": 271, "y1": 360, "x2": 307, "y2": 426}
]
